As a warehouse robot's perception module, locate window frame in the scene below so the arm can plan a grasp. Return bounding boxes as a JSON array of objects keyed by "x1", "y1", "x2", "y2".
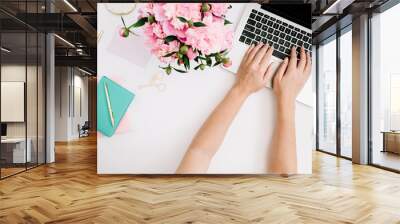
[
  {"x1": 367, "y1": 1, "x2": 400, "y2": 173},
  {"x1": 316, "y1": 24, "x2": 353, "y2": 161}
]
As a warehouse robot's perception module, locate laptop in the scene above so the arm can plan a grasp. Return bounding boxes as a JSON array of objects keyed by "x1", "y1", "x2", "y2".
[{"x1": 224, "y1": 3, "x2": 313, "y2": 105}]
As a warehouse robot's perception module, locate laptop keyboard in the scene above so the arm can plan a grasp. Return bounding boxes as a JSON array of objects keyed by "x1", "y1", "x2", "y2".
[{"x1": 239, "y1": 9, "x2": 312, "y2": 60}]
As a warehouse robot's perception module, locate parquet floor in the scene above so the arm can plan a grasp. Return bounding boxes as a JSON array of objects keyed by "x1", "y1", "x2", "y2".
[{"x1": 1, "y1": 135, "x2": 400, "y2": 224}]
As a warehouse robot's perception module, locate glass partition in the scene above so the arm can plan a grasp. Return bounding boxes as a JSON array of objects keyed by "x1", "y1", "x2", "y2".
[
  {"x1": 370, "y1": 3, "x2": 400, "y2": 171},
  {"x1": 0, "y1": 1, "x2": 46, "y2": 179},
  {"x1": 339, "y1": 28, "x2": 352, "y2": 158},
  {"x1": 27, "y1": 31, "x2": 38, "y2": 169},
  {"x1": 1, "y1": 30, "x2": 28, "y2": 177},
  {"x1": 317, "y1": 36, "x2": 337, "y2": 154}
]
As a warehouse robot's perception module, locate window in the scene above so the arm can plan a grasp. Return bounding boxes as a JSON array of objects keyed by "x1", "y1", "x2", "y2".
[
  {"x1": 318, "y1": 36, "x2": 337, "y2": 154},
  {"x1": 340, "y1": 28, "x2": 352, "y2": 158},
  {"x1": 370, "y1": 3, "x2": 400, "y2": 171},
  {"x1": 0, "y1": 1, "x2": 47, "y2": 179}
]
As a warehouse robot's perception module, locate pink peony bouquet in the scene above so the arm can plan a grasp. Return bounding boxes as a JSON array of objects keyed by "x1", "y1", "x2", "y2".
[{"x1": 120, "y1": 3, "x2": 234, "y2": 74}]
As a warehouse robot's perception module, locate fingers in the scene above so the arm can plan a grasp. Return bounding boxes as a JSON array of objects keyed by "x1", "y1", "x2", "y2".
[
  {"x1": 253, "y1": 43, "x2": 270, "y2": 64},
  {"x1": 289, "y1": 47, "x2": 297, "y2": 69},
  {"x1": 260, "y1": 45, "x2": 274, "y2": 72},
  {"x1": 298, "y1": 46, "x2": 306, "y2": 71},
  {"x1": 273, "y1": 57, "x2": 288, "y2": 88},
  {"x1": 242, "y1": 44, "x2": 255, "y2": 63},
  {"x1": 304, "y1": 51, "x2": 312, "y2": 77},
  {"x1": 247, "y1": 43, "x2": 263, "y2": 62},
  {"x1": 263, "y1": 62, "x2": 274, "y2": 83}
]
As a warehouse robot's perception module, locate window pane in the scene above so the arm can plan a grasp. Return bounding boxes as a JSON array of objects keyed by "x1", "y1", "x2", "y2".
[
  {"x1": 371, "y1": 3, "x2": 400, "y2": 171},
  {"x1": 340, "y1": 29, "x2": 352, "y2": 158},
  {"x1": 1, "y1": 30, "x2": 28, "y2": 177},
  {"x1": 318, "y1": 37, "x2": 337, "y2": 154}
]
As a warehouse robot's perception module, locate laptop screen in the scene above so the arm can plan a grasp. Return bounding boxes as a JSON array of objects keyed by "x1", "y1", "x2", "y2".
[{"x1": 261, "y1": 4, "x2": 312, "y2": 29}]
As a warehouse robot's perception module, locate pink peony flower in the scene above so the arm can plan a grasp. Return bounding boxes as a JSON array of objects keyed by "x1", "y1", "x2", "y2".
[
  {"x1": 163, "y1": 3, "x2": 202, "y2": 30},
  {"x1": 185, "y1": 14, "x2": 233, "y2": 55},
  {"x1": 161, "y1": 21, "x2": 185, "y2": 39},
  {"x1": 132, "y1": 3, "x2": 233, "y2": 72},
  {"x1": 210, "y1": 3, "x2": 230, "y2": 17},
  {"x1": 153, "y1": 3, "x2": 167, "y2": 22},
  {"x1": 186, "y1": 47, "x2": 198, "y2": 60},
  {"x1": 149, "y1": 40, "x2": 180, "y2": 63},
  {"x1": 138, "y1": 3, "x2": 154, "y2": 18},
  {"x1": 152, "y1": 23, "x2": 165, "y2": 38}
]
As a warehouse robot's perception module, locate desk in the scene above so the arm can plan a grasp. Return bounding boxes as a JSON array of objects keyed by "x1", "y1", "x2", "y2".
[
  {"x1": 1, "y1": 138, "x2": 32, "y2": 163},
  {"x1": 382, "y1": 131, "x2": 400, "y2": 154},
  {"x1": 97, "y1": 3, "x2": 314, "y2": 174}
]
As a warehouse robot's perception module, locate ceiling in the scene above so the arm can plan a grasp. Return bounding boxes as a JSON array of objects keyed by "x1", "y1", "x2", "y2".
[{"x1": 0, "y1": 0, "x2": 394, "y2": 73}]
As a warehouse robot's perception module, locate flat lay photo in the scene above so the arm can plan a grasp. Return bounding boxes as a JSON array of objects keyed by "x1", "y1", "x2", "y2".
[{"x1": 1, "y1": 1, "x2": 400, "y2": 223}]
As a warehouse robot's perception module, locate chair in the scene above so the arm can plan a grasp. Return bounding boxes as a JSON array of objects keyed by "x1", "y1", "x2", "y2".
[{"x1": 79, "y1": 121, "x2": 90, "y2": 138}]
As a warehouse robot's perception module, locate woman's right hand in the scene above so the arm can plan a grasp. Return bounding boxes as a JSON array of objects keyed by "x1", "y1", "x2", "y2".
[{"x1": 272, "y1": 46, "x2": 312, "y2": 106}]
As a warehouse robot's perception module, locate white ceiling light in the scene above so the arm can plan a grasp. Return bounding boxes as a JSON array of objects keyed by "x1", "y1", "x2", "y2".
[
  {"x1": 1, "y1": 47, "x2": 11, "y2": 53},
  {"x1": 63, "y1": 0, "x2": 78, "y2": 12},
  {"x1": 323, "y1": 0, "x2": 354, "y2": 15},
  {"x1": 54, "y1": 34, "x2": 75, "y2": 48},
  {"x1": 78, "y1": 67, "x2": 93, "y2": 76}
]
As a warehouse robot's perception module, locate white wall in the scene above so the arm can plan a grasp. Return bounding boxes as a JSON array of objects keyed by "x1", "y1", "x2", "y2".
[
  {"x1": 54, "y1": 67, "x2": 89, "y2": 141},
  {"x1": 1, "y1": 63, "x2": 46, "y2": 164}
]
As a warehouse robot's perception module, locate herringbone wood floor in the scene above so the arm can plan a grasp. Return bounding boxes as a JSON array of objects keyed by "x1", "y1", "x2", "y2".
[{"x1": 1, "y1": 135, "x2": 400, "y2": 224}]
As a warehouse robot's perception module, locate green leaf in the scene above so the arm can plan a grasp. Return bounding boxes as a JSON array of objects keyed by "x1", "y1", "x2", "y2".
[
  {"x1": 224, "y1": 19, "x2": 232, "y2": 25},
  {"x1": 206, "y1": 57, "x2": 212, "y2": 66},
  {"x1": 163, "y1": 51, "x2": 177, "y2": 58},
  {"x1": 128, "y1": 17, "x2": 147, "y2": 29},
  {"x1": 194, "y1": 64, "x2": 201, "y2": 70},
  {"x1": 194, "y1": 56, "x2": 199, "y2": 63},
  {"x1": 172, "y1": 67, "x2": 188, "y2": 73},
  {"x1": 193, "y1": 22, "x2": 206, "y2": 27},
  {"x1": 164, "y1": 35, "x2": 178, "y2": 43},
  {"x1": 182, "y1": 55, "x2": 190, "y2": 70},
  {"x1": 177, "y1": 16, "x2": 187, "y2": 23}
]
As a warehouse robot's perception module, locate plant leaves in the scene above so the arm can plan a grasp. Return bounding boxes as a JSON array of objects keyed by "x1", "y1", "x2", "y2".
[
  {"x1": 164, "y1": 35, "x2": 178, "y2": 43},
  {"x1": 129, "y1": 17, "x2": 147, "y2": 29},
  {"x1": 194, "y1": 56, "x2": 199, "y2": 63},
  {"x1": 193, "y1": 22, "x2": 206, "y2": 27},
  {"x1": 177, "y1": 16, "x2": 187, "y2": 23},
  {"x1": 194, "y1": 64, "x2": 201, "y2": 70},
  {"x1": 206, "y1": 57, "x2": 212, "y2": 66},
  {"x1": 163, "y1": 51, "x2": 177, "y2": 57},
  {"x1": 224, "y1": 19, "x2": 232, "y2": 25},
  {"x1": 182, "y1": 55, "x2": 190, "y2": 70},
  {"x1": 172, "y1": 67, "x2": 188, "y2": 73}
]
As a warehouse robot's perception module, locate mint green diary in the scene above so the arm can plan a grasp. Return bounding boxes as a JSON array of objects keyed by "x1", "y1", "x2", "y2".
[{"x1": 97, "y1": 76, "x2": 135, "y2": 137}]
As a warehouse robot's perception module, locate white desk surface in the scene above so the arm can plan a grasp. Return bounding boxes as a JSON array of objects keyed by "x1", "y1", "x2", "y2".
[{"x1": 97, "y1": 3, "x2": 314, "y2": 174}]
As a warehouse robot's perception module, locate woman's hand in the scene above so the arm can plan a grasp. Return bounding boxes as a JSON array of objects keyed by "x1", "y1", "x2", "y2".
[
  {"x1": 233, "y1": 43, "x2": 275, "y2": 96},
  {"x1": 273, "y1": 46, "x2": 312, "y2": 106}
]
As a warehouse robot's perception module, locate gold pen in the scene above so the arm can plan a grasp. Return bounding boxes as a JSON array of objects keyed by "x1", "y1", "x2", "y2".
[{"x1": 104, "y1": 82, "x2": 115, "y2": 127}]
